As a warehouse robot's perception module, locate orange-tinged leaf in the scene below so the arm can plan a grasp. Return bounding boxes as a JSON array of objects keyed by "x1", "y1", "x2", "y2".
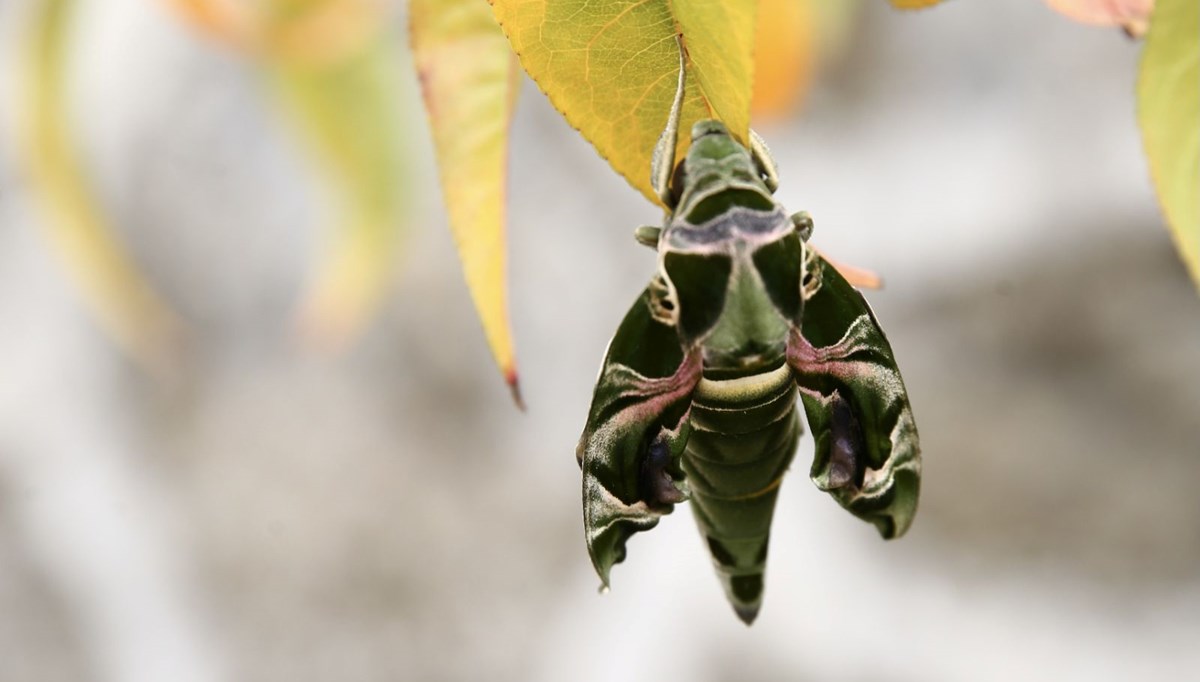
[
  {"x1": 888, "y1": 0, "x2": 945, "y2": 9},
  {"x1": 24, "y1": 0, "x2": 182, "y2": 370},
  {"x1": 490, "y1": 0, "x2": 756, "y2": 207},
  {"x1": 810, "y1": 244, "x2": 883, "y2": 290},
  {"x1": 281, "y1": 26, "x2": 410, "y2": 348},
  {"x1": 1137, "y1": 0, "x2": 1199, "y2": 286},
  {"x1": 262, "y1": 0, "x2": 383, "y2": 65},
  {"x1": 412, "y1": 0, "x2": 522, "y2": 402},
  {"x1": 752, "y1": 0, "x2": 816, "y2": 120},
  {"x1": 162, "y1": 0, "x2": 381, "y2": 60},
  {"x1": 1047, "y1": 0, "x2": 1153, "y2": 37},
  {"x1": 163, "y1": 0, "x2": 253, "y2": 45}
]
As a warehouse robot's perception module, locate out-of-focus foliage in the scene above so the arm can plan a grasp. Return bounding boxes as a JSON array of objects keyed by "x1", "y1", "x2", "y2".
[
  {"x1": 19, "y1": 0, "x2": 1198, "y2": 397},
  {"x1": 1048, "y1": 0, "x2": 1153, "y2": 37},
  {"x1": 751, "y1": 0, "x2": 863, "y2": 121},
  {"x1": 411, "y1": 0, "x2": 522, "y2": 401},
  {"x1": 26, "y1": 0, "x2": 411, "y2": 357},
  {"x1": 489, "y1": 0, "x2": 756, "y2": 207},
  {"x1": 24, "y1": 0, "x2": 182, "y2": 370},
  {"x1": 752, "y1": 0, "x2": 814, "y2": 120},
  {"x1": 887, "y1": 0, "x2": 945, "y2": 9},
  {"x1": 1137, "y1": 0, "x2": 1198, "y2": 284},
  {"x1": 167, "y1": 0, "x2": 409, "y2": 347},
  {"x1": 278, "y1": 32, "x2": 409, "y2": 348}
]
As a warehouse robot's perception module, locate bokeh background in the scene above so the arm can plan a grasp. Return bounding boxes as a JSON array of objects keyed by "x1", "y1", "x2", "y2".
[{"x1": 1, "y1": 1, "x2": 1198, "y2": 681}]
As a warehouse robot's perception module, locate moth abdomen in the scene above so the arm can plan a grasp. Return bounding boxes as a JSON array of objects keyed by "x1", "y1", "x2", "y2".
[{"x1": 682, "y1": 363, "x2": 802, "y2": 624}]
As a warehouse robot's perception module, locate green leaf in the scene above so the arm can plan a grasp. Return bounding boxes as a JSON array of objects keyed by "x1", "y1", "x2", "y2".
[
  {"x1": 489, "y1": 0, "x2": 756, "y2": 207},
  {"x1": 1138, "y1": 0, "x2": 1199, "y2": 286},
  {"x1": 412, "y1": 0, "x2": 523, "y2": 402}
]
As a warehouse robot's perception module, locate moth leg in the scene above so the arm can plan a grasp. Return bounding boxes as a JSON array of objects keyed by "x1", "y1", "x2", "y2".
[
  {"x1": 790, "y1": 211, "x2": 813, "y2": 241},
  {"x1": 633, "y1": 225, "x2": 662, "y2": 249},
  {"x1": 650, "y1": 36, "x2": 687, "y2": 208}
]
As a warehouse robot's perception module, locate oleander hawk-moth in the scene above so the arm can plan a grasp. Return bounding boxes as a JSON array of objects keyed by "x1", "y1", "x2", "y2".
[{"x1": 576, "y1": 50, "x2": 922, "y2": 625}]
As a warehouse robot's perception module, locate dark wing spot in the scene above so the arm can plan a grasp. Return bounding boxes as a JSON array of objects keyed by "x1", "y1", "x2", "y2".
[
  {"x1": 826, "y1": 393, "x2": 864, "y2": 489},
  {"x1": 640, "y1": 440, "x2": 685, "y2": 506}
]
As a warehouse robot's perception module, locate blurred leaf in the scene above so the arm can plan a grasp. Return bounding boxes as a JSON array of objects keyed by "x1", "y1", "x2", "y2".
[
  {"x1": 811, "y1": 0, "x2": 865, "y2": 66},
  {"x1": 159, "y1": 1, "x2": 408, "y2": 345},
  {"x1": 752, "y1": 0, "x2": 815, "y2": 120},
  {"x1": 279, "y1": 27, "x2": 409, "y2": 347},
  {"x1": 811, "y1": 245, "x2": 884, "y2": 291},
  {"x1": 1137, "y1": 0, "x2": 1199, "y2": 285},
  {"x1": 164, "y1": 0, "x2": 253, "y2": 44},
  {"x1": 490, "y1": 0, "x2": 756, "y2": 207},
  {"x1": 261, "y1": 0, "x2": 383, "y2": 65},
  {"x1": 1047, "y1": 0, "x2": 1153, "y2": 37},
  {"x1": 889, "y1": 0, "x2": 945, "y2": 8},
  {"x1": 24, "y1": 0, "x2": 181, "y2": 369},
  {"x1": 412, "y1": 0, "x2": 522, "y2": 402},
  {"x1": 752, "y1": 0, "x2": 866, "y2": 122}
]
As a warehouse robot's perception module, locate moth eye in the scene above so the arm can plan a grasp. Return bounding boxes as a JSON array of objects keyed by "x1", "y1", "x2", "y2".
[{"x1": 669, "y1": 162, "x2": 687, "y2": 206}]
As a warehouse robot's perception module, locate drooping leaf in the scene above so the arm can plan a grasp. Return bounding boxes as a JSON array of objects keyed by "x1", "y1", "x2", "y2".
[
  {"x1": 489, "y1": 0, "x2": 756, "y2": 207},
  {"x1": 412, "y1": 0, "x2": 522, "y2": 402},
  {"x1": 1046, "y1": 0, "x2": 1153, "y2": 38},
  {"x1": 24, "y1": 0, "x2": 182, "y2": 369},
  {"x1": 1137, "y1": 0, "x2": 1199, "y2": 285}
]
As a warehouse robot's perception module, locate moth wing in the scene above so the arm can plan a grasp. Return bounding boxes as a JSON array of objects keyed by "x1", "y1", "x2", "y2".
[
  {"x1": 787, "y1": 254, "x2": 921, "y2": 539},
  {"x1": 577, "y1": 282, "x2": 701, "y2": 585}
]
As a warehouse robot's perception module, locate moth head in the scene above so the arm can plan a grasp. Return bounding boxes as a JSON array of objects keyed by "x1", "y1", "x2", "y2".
[{"x1": 669, "y1": 122, "x2": 776, "y2": 223}]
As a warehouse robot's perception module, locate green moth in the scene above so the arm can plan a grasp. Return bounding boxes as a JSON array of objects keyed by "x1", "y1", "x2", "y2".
[{"x1": 576, "y1": 50, "x2": 921, "y2": 625}]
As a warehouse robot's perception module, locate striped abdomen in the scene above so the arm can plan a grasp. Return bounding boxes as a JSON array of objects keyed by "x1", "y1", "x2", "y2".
[{"x1": 683, "y1": 361, "x2": 801, "y2": 624}]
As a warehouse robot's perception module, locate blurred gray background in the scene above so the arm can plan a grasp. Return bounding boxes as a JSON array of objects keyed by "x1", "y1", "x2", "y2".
[{"x1": 1, "y1": 0, "x2": 1198, "y2": 681}]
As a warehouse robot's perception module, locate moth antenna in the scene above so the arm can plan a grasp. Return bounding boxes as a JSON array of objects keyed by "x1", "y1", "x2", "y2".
[{"x1": 650, "y1": 35, "x2": 686, "y2": 208}]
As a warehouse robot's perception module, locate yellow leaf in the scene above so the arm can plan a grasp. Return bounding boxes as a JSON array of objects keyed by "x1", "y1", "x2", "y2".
[
  {"x1": 280, "y1": 27, "x2": 410, "y2": 347},
  {"x1": 888, "y1": 0, "x2": 945, "y2": 9},
  {"x1": 1137, "y1": 0, "x2": 1199, "y2": 286},
  {"x1": 752, "y1": 0, "x2": 816, "y2": 120},
  {"x1": 412, "y1": 0, "x2": 522, "y2": 402},
  {"x1": 490, "y1": 0, "x2": 757, "y2": 207},
  {"x1": 24, "y1": 0, "x2": 182, "y2": 370}
]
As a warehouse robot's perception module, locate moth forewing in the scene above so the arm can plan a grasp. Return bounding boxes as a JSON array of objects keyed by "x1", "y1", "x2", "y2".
[
  {"x1": 788, "y1": 254, "x2": 922, "y2": 539},
  {"x1": 577, "y1": 282, "x2": 701, "y2": 585}
]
